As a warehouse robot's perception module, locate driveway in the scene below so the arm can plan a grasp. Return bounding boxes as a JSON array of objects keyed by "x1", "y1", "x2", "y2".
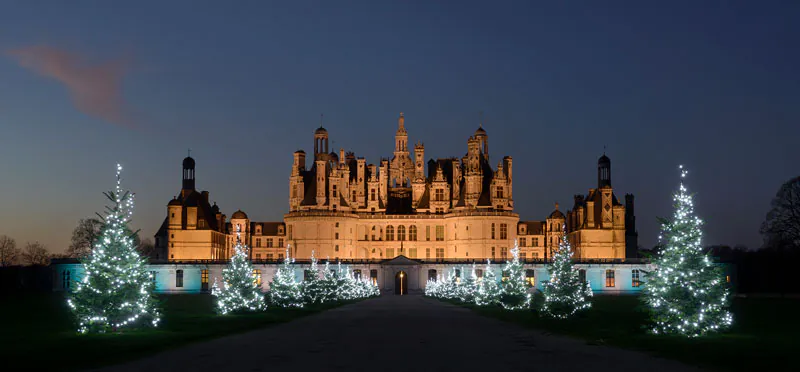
[{"x1": 97, "y1": 295, "x2": 699, "y2": 372}]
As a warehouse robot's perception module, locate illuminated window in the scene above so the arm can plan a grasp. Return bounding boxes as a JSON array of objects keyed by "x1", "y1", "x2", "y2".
[
  {"x1": 398, "y1": 225, "x2": 406, "y2": 241},
  {"x1": 253, "y1": 269, "x2": 262, "y2": 286},
  {"x1": 632, "y1": 269, "x2": 641, "y2": 287},
  {"x1": 426, "y1": 248, "x2": 430, "y2": 258},
  {"x1": 426, "y1": 226, "x2": 431, "y2": 241},
  {"x1": 491, "y1": 223, "x2": 496, "y2": 239},
  {"x1": 526, "y1": 269, "x2": 535, "y2": 287},
  {"x1": 500, "y1": 223, "x2": 508, "y2": 239},
  {"x1": 176, "y1": 270, "x2": 184, "y2": 287},
  {"x1": 435, "y1": 248, "x2": 444, "y2": 259},
  {"x1": 370, "y1": 269, "x2": 378, "y2": 285},
  {"x1": 409, "y1": 225, "x2": 417, "y2": 241},
  {"x1": 501, "y1": 270, "x2": 509, "y2": 282},
  {"x1": 201, "y1": 269, "x2": 209, "y2": 284},
  {"x1": 386, "y1": 225, "x2": 394, "y2": 241},
  {"x1": 605, "y1": 270, "x2": 615, "y2": 287},
  {"x1": 436, "y1": 225, "x2": 444, "y2": 241},
  {"x1": 726, "y1": 275, "x2": 730, "y2": 283}
]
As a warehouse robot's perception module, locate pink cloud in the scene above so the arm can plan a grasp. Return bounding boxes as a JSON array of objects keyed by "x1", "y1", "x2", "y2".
[{"x1": 7, "y1": 45, "x2": 135, "y2": 128}]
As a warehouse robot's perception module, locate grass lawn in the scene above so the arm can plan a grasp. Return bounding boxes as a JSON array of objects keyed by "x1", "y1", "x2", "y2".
[
  {"x1": 0, "y1": 292, "x2": 353, "y2": 371},
  {"x1": 444, "y1": 294, "x2": 797, "y2": 371}
]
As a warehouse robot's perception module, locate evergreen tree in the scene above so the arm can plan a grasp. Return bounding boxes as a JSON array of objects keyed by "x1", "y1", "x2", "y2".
[
  {"x1": 498, "y1": 241, "x2": 532, "y2": 310},
  {"x1": 68, "y1": 164, "x2": 160, "y2": 334},
  {"x1": 267, "y1": 246, "x2": 303, "y2": 308},
  {"x1": 475, "y1": 259, "x2": 500, "y2": 306},
  {"x1": 643, "y1": 165, "x2": 733, "y2": 337},
  {"x1": 301, "y1": 251, "x2": 325, "y2": 304},
  {"x1": 541, "y1": 230, "x2": 593, "y2": 318},
  {"x1": 320, "y1": 260, "x2": 339, "y2": 303},
  {"x1": 458, "y1": 263, "x2": 478, "y2": 303},
  {"x1": 212, "y1": 227, "x2": 266, "y2": 314},
  {"x1": 335, "y1": 262, "x2": 357, "y2": 300}
]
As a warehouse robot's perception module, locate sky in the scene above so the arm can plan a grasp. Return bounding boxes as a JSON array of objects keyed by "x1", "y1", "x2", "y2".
[{"x1": 0, "y1": 0, "x2": 798, "y2": 254}]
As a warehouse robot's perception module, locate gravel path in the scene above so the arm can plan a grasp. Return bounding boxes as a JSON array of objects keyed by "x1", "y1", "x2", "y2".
[{"x1": 96, "y1": 295, "x2": 699, "y2": 372}]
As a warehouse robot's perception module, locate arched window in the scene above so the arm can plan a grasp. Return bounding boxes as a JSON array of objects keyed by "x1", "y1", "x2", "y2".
[
  {"x1": 386, "y1": 225, "x2": 394, "y2": 241},
  {"x1": 398, "y1": 225, "x2": 406, "y2": 241},
  {"x1": 409, "y1": 225, "x2": 417, "y2": 241}
]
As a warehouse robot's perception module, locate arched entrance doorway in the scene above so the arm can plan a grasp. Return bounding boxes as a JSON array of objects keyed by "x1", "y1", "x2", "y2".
[{"x1": 394, "y1": 271, "x2": 408, "y2": 295}]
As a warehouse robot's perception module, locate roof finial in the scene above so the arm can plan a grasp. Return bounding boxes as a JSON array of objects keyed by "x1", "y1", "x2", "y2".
[
  {"x1": 555, "y1": 202, "x2": 559, "y2": 210},
  {"x1": 603, "y1": 145, "x2": 606, "y2": 155},
  {"x1": 188, "y1": 148, "x2": 191, "y2": 157},
  {"x1": 479, "y1": 110, "x2": 484, "y2": 128},
  {"x1": 320, "y1": 113, "x2": 324, "y2": 128}
]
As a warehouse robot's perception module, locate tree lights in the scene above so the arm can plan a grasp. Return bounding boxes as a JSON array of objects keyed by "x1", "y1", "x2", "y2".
[
  {"x1": 498, "y1": 241, "x2": 532, "y2": 310},
  {"x1": 212, "y1": 226, "x2": 267, "y2": 314},
  {"x1": 540, "y1": 229, "x2": 593, "y2": 319},
  {"x1": 643, "y1": 165, "x2": 733, "y2": 337},
  {"x1": 267, "y1": 246, "x2": 303, "y2": 308},
  {"x1": 67, "y1": 164, "x2": 161, "y2": 334}
]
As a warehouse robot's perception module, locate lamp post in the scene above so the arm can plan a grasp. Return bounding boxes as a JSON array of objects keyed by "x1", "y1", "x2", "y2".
[{"x1": 399, "y1": 271, "x2": 404, "y2": 295}]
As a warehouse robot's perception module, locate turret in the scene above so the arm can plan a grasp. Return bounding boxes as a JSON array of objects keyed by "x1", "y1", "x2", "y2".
[
  {"x1": 314, "y1": 127, "x2": 329, "y2": 161},
  {"x1": 182, "y1": 155, "x2": 195, "y2": 194},
  {"x1": 316, "y1": 159, "x2": 327, "y2": 206},
  {"x1": 598, "y1": 154, "x2": 611, "y2": 188}
]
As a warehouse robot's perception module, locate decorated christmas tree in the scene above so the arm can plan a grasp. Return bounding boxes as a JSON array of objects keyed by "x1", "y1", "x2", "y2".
[
  {"x1": 475, "y1": 259, "x2": 500, "y2": 306},
  {"x1": 320, "y1": 260, "x2": 339, "y2": 303},
  {"x1": 643, "y1": 165, "x2": 733, "y2": 337},
  {"x1": 301, "y1": 251, "x2": 325, "y2": 304},
  {"x1": 267, "y1": 246, "x2": 303, "y2": 308},
  {"x1": 540, "y1": 230, "x2": 593, "y2": 318},
  {"x1": 458, "y1": 263, "x2": 478, "y2": 303},
  {"x1": 498, "y1": 241, "x2": 531, "y2": 310},
  {"x1": 212, "y1": 226, "x2": 266, "y2": 314},
  {"x1": 67, "y1": 164, "x2": 161, "y2": 334},
  {"x1": 335, "y1": 262, "x2": 357, "y2": 301}
]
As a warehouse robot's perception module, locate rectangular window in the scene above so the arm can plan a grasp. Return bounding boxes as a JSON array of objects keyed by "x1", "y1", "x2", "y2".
[
  {"x1": 370, "y1": 269, "x2": 378, "y2": 285},
  {"x1": 475, "y1": 269, "x2": 483, "y2": 279},
  {"x1": 278, "y1": 238, "x2": 284, "y2": 247},
  {"x1": 500, "y1": 223, "x2": 508, "y2": 239},
  {"x1": 62, "y1": 270, "x2": 71, "y2": 289},
  {"x1": 409, "y1": 248, "x2": 417, "y2": 258},
  {"x1": 579, "y1": 269, "x2": 586, "y2": 283},
  {"x1": 428, "y1": 269, "x2": 437, "y2": 281},
  {"x1": 533, "y1": 252, "x2": 539, "y2": 259},
  {"x1": 520, "y1": 252, "x2": 526, "y2": 261},
  {"x1": 149, "y1": 271, "x2": 157, "y2": 289},
  {"x1": 253, "y1": 269, "x2": 262, "y2": 286},
  {"x1": 491, "y1": 223, "x2": 496, "y2": 239},
  {"x1": 435, "y1": 189, "x2": 444, "y2": 201},
  {"x1": 496, "y1": 186, "x2": 504, "y2": 199},
  {"x1": 335, "y1": 232, "x2": 339, "y2": 239},
  {"x1": 278, "y1": 253, "x2": 284, "y2": 260},
  {"x1": 632, "y1": 269, "x2": 641, "y2": 287},
  {"x1": 256, "y1": 238, "x2": 261, "y2": 247},
  {"x1": 201, "y1": 269, "x2": 209, "y2": 284},
  {"x1": 176, "y1": 270, "x2": 184, "y2": 288},
  {"x1": 288, "y1": 225, "x2": 292, "y2": 240},
  {"x1": 435, "y1": 248, "x2": 444, "y2": 259},
  {"x1": 267, "y1": 239, "x2": 273, "y2": 248},
  {"x1": 426, "y1": 248, "x2": 431, "y2": 259},
  {"x1": 255, "y1": 253, "x2": 262, "y2": 259},
  {"x1": 520, "y1": 237, "x2": 526, "y2": 247},
  {"x1": 491, "y1": 247, "x2": 495, "y2": 259},
  {"x1": 335, "y1": 245, "x2": 339, "y2": 252},
  {"x1": 426, "y1": 226, "x2": 431, "y2": 241},
  {"x1": 435, "y1": 225, "x2": 444, "y2": 241},
  {"x1": 371, "y1": 189, "x2": 376, "y2": 201},
  {"x1": 525, "y1": 269, "x2": 535, "y2": 287},
  {"x1": 353, "y1": 269, "x2": 362, "y2": 280},
  {"x1": 605, "y1": 270, "x2": 616, "y2": 287},
  {"x1": 500, "y1": 247, "x2": 508, "y2": 259},
  {"x1": 332, "y1": 185, "x2": 337, "y2": 198},
  {"x1": 533, "y1": 237, "x2": 539, "y2": 246},
  {"x1": 386, "y1": 248, "x2": 394, "y2": 258}
]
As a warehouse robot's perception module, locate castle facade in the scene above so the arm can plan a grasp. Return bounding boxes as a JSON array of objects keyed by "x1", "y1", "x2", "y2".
[{"x1": 153, "y1": 113, "x2": 638, "y2": 263}]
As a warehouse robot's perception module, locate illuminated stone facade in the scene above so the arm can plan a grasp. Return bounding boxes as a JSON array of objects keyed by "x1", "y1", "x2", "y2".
[{"x1": 154, "y1": 113, "x2": 637, "y2": 262}]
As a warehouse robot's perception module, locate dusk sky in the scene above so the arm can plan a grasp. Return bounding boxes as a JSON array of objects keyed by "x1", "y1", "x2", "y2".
[{"x1": 1, "y1": 0, "x2": 797, "y2": 254}]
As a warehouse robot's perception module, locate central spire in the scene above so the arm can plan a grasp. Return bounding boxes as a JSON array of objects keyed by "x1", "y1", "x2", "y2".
[{"x1": 397, "y1": 112, "x2": 405, "y2": 132}]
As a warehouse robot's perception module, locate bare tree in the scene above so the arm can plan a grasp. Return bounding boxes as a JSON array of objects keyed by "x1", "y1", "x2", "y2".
[
  {"x1": 761, "y1": 176, "x2": 800, "y2": 250},
  {"x1": 67, "y1": 218, "x2": 103, "y2": 258},
  {"x1": 22, "y1": 242, "x2": 50, "y2": 266},
  {"x1": 138, "y1": 237, "x2": 155, "y2": 258},
  {"x1": 0, "y1": 235, "x2": 20, "y2": 266}
]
